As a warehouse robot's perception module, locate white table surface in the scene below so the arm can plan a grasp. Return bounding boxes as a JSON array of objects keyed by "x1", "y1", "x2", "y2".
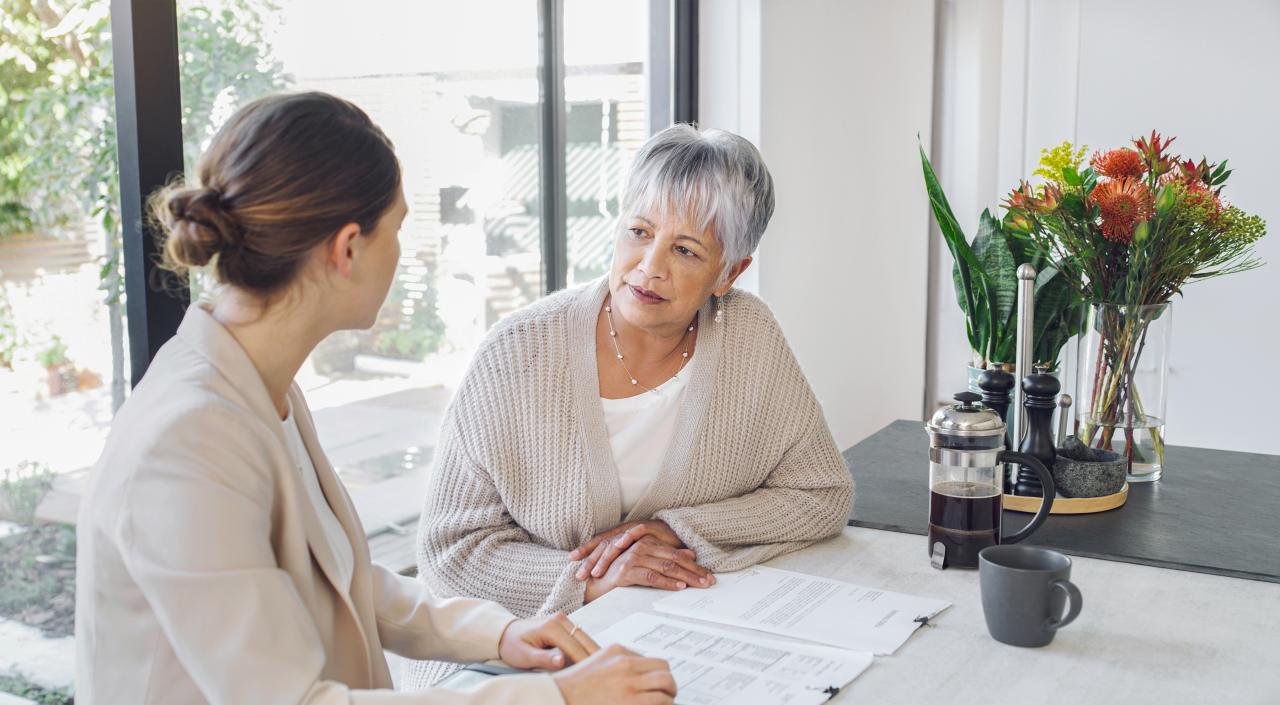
[{"x1": 569, "y1": 526, "x2": 1280, "y2": 705}]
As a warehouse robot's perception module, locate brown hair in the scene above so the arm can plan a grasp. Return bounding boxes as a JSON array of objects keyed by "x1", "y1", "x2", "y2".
[{"x1": 152, "y1": 92, "x2": 401, "y2": 297}]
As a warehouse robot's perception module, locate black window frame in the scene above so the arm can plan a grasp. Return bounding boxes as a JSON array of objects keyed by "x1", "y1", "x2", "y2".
[{"x1": 111, "y1": 0, "x2": 698, "y2": 383}]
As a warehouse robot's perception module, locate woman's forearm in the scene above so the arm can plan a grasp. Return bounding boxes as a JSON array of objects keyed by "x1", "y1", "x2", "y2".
[
  {"x1": 418, "y1": 520, "x2": 586, "y2": 617},
  {"x1": 653, "y1": 483, "x2": 850, "y2": 566},
  {"x1": 418, "y1": 429, "x2": 586, "y2": 616}
]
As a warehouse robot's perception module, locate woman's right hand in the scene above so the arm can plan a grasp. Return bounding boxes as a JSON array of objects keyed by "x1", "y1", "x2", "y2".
[
  {"x1": 552, "y1": 644, "x2": 676, "y2": 705},
  {"x1": 571, "y1": 521, "x2": 685, "y2": 580}
]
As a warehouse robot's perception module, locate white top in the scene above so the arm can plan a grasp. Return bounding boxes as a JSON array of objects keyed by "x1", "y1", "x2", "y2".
[
  {"x1": 600, "y1": 365, "x2": 692, "y2": 517},
  {"x1": 282, "y1": 402, "x2": 354, "y2": 591}
]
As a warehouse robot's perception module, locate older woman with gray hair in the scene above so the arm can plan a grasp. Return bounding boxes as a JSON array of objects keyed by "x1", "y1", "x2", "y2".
[{"x1": 406, "y1": 124, "x2": 853, "y2": 688}]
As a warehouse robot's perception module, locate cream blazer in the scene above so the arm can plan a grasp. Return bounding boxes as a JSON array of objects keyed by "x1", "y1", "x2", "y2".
[{"x1": 74, "y1": 305, "x2": 564, "y2": 705}]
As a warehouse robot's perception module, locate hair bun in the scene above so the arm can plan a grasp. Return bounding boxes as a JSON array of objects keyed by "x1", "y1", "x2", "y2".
[{"x1": 161, "y1": 186, "x2": 241, "y2": 268}]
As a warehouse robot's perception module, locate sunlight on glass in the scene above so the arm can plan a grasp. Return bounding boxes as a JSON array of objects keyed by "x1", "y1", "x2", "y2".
[{"x1": 175, "y1": 0, "x2": 547, "y2": 532}]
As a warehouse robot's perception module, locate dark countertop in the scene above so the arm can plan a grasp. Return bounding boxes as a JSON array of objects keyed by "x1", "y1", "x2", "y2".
[{"x1": 843, "y1": 419, "x2": 1280, "y2": 583}]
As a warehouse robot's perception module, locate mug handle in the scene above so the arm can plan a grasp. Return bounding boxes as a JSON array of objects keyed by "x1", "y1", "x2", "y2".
[
  {"x1": 1045, "y1": 578, "x2": 1083, "y2": 630},
  {"x1": 997, "y1": 451, "x2": 1056, "y2": 544}
]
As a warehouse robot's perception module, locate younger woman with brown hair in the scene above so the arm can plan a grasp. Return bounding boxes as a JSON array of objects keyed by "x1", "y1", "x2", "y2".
[{"x1": 74, "y1": 91, "x2": 674, "y2": 705}]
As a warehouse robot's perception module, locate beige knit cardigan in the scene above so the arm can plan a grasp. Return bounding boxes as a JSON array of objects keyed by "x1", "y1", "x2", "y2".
[{"x1": 406, "y1": 279, "x2": 853, "y2": 687}]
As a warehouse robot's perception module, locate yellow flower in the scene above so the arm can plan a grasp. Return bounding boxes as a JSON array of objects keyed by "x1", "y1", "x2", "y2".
[{"x1": 1033, "y1": 141, "x2": 1089, "y2": 184}]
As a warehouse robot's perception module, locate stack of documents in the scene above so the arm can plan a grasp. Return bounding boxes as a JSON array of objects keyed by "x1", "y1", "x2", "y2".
[
  {"x1": 654, "y1": 565, "x2": 951, "y2": 656},
  {"x1": 600, "y1": 613, "x2": 872, "y2": 705},
  {"x1": 596, "y1": 566, "x2": 950, "y2": 704}
]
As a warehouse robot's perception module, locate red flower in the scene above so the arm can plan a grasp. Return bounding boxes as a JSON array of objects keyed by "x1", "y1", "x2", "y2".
[
  {"x1": 1089, "y1": 178, "x2": 1153, "y2": 243},
  {"x1": 1175, "y1": 157, "x2": 1223, "y2": 191},
  {"x1": 1003, "y1": 181, "x2": 1060, "y2": 214},
  {"x1": 1091, "y1": 148, "x2": 1146, "y2": 179},
  {"x1": 1003, "y1": 181, "x2": 1038, "y2": 211},
  {"x1": 1036, "y1": 183, "x2": 1063, "y2": 212},
  {"x1": 1133, "y1": 130, "x2": 1177, "y2": 177}
]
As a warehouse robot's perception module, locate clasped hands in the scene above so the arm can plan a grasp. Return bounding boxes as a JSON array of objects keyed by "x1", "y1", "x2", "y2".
[{"x1": 569, "y1": 520, "x2": 716, "y2": 603}]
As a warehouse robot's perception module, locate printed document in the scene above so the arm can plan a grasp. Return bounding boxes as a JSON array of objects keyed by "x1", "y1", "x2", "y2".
[
  {"x1": 597, "y1": 612, "x2": 873, "y2": 705},
  {"x1": 653, "y1": 565, "x2": 950, "y2": 655}
]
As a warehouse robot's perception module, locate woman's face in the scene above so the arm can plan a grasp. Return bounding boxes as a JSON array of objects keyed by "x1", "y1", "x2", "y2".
[
  {"x1": 348, "y1": 188, "x2": 407, "y2": 329},
  {"x1": 608, "y1": 210, "x2": 749, "y2": 337}
]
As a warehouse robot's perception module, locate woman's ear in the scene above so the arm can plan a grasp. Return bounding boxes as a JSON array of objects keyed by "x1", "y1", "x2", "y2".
[
  {"x1": 327, "y1": 223, "x2": 363, "y2": 278},
  {"x1": 714, "y1": 256, "x2": 753, "y2": 297}
]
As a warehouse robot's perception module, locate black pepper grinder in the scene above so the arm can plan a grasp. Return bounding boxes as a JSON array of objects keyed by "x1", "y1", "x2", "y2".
[
  {"x1": 978, "y1": 367, "x2": 1017, "y2": 490},
  {"x1": 1015, "y1": 371, "x2": 1060, "y2": 497},
  {"x1": 976, "y1": 368, "x2": 1015, "y2": 450}
]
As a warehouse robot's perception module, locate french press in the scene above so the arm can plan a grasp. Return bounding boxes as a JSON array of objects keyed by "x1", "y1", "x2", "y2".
[{"x1": 925, "y1": 392, "x2": 1056, "y2": 569}]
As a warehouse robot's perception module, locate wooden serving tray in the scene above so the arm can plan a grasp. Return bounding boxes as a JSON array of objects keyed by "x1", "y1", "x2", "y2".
[{"x1": 1004, "y1": 482, "x2": 1128, "y2": 515}]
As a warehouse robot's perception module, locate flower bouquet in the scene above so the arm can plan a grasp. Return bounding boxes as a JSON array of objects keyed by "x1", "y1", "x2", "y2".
[{"x1": 1004, "y1": 133, "x2": 1267, "y2": 480}]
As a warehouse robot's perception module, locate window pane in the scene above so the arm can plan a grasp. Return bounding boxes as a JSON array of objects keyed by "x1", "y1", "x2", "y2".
[
  {"x1": 563, "y1": 0, "x2": 655, "y2": 285},
  {"x1": 175, "y1": 0, "x2": 543, "y2": 537},
  {"x1": 1, "y1": 2, "x2": 117, "y2": 701}
]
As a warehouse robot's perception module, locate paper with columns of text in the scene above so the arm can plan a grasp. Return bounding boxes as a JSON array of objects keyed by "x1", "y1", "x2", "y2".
[
  {"x1": 653, "y1": 565, "x2": 951, "y2": 656},
  {"x1": 597, "y1": 612, "x2": 873, "y2": 705}
]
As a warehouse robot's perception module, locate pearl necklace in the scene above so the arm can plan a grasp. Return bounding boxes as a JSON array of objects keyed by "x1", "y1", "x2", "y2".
[{"x1": 604, "y1": 295, "x2": 694, "y2": 394}]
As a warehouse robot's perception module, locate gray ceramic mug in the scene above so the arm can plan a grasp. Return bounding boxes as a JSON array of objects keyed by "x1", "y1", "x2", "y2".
[{"x1": 979, "y1": 545, "x2": 1083, "y2": 647}]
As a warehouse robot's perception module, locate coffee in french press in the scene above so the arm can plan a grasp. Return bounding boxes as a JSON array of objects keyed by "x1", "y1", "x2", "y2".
[{"x1": 925, "y1": 392, "x2": 1057, "y2": 569}]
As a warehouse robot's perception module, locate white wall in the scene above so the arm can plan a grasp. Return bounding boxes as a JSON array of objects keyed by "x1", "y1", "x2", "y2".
[
  {"x1": 925, "y1": 0, "x2": 1005, "y2": 410},
  {"x1": 702, "y1": 0, "x2": 937, "y2": 449},
  {"x1": 927, "y1": 0, "x2": 1280, "y2": 454},
  {"x1": 699, "y1": 0, "x2": 762, "y2": 294}
]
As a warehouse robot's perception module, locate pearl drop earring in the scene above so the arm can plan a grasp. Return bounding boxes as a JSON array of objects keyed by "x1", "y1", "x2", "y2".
[{"x1": 715, "y1": 300, "x2": 724, "y2": 324}]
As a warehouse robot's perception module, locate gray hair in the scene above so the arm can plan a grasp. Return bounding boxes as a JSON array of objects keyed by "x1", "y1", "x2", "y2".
[{"x1": 619, "y1": 124, "x2": 775, "y2": 278}]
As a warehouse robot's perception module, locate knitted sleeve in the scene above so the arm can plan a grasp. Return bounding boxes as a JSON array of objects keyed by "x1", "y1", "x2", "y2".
[
  {"x1": 416, "y1": 414, "x2": 586, "y2": 619},
  {"x1": 653, "y1": 406, "x2": 853, "y2": 572}
]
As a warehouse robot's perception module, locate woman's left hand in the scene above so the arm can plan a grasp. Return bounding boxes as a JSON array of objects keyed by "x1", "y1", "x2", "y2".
[
  {"x1": 498, "y1": 612, "x2": 601, "y2": 671},
  {"x1": 571, "y1": 520, "x2": 693, "y2": 582}
]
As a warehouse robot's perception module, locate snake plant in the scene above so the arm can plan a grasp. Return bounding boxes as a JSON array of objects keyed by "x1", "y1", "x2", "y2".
[{"x1": 919, "y1": 145, "x2": 1084, "y2": 370}]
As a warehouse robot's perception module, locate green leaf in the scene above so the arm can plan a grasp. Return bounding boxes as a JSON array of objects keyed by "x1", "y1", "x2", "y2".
[
  {"x1": 1004, "y1": 225, "x2": 1042, "y2": 268},
  {"x1": 1031, "y1": 265, "x2": 1082, "y2": 364},
  {"x1": 1133, "y1": 220, "x2": 1151, "y2": 243},
  {"x1": 1156, "y1": 185, "x2": 1176, "y2": 215},
  {"x1": 1062, "y1": 165, "x2": 1082, "y2": 187},
  {"x1": 921, "y1": 143, "x2": 994, "y2": 356},
  {"x1": 1081, "y1": 166, "x2": 1098, "y2": 187},
  {"x1": 1061, "y1": 192, "x2": 1090, "y2": 220},
  {"x1": 972, "y1": 209, "x2": 1018, "y2": 341}
]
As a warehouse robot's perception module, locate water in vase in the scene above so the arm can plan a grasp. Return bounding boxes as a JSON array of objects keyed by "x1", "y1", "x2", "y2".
[{"x1": 1078, "y1": 416, "x2": 1165, "y2": 483}]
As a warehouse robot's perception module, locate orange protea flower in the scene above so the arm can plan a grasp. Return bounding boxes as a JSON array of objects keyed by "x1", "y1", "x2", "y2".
[
  {"x1": 1089, "y1": 178, "x2": 1153, "y2": 243},
  {"x1": 1091, "y1": 148, "x2": 1146, "y2": 180}
]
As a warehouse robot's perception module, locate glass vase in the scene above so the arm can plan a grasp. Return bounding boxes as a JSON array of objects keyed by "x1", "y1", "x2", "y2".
[{"x1": 1075, "y1": 302, "x2": 1172, "y2": 482}]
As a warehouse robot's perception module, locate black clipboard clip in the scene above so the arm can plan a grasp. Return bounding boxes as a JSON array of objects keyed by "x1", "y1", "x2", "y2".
[{"x1": 822, "y1": 685, "x2": 841, "y2": 700}]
